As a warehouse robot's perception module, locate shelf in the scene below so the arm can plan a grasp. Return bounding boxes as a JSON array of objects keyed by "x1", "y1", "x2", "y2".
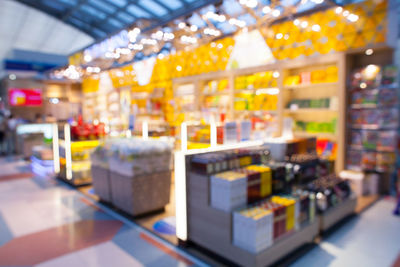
[
  {"x1": 203, "y1": 91, "x2": 230, "y2": 96},
  {"x1": 350, "y1": 124, "x2": 398, "y2": 130},
  {"x1": 355, "y1": 195, "x2": 379, "y2": 213},
  {"x1": 319, "y1": 195, "x2": 357, "y2": 231},
  {"x1": 235, "y1": 110, "x2": 278, "y2": 115},
  {"x1": 285, "y1": 108, "x2": 337, "y2": 113},
  {"x1": 349, "y1": 145, "x2": 395, "y2": 153},
  {"x1": 351, "y1": 104, "x2": 397, "y2": 109},
  {"x1": 283, "y1": 82, "x2": 338, "y2": 89},
  {"x1": 294, "y1": 131, "x2": 337, "y2": 140},
  {"x1": 135, "y1": 112, "x2": 163, "y2": 116}
]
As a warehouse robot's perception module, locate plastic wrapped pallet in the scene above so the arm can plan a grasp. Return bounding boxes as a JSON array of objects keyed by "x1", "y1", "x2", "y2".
[
  {"x1": 108, "y1": 139, "x2": 173, "y2": 216},
  {"x1": 90, "y1": 141, "x2": 115, "y2": 202}
]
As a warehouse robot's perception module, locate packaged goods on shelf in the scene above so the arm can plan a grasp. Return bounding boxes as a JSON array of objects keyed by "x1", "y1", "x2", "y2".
[
  {"x1": 108, "y1": 139, "x2": 173, "y2": 177},
  {"x1": 264, "y1": 138, "x2": 316, "y2": 161},
  {"x1": 306, "y1": 174, "x2": 352, "y2": 214},
  {"x1": 233, "y1": 207, "x2": 273, "y2": 253},
  {"x1": 232, "y1": 192, "x2": 315, "y2": 253},
  {"x1": 210, "y1": 171, "x2": 247, "y2": 212},
  {"x1": 32, "y1": 145, "x2": 53, "y2": 161},
  {"x1": 190, "y1": 147, "x2": 270, "y2": 175},
  {"x1": 283, "y1": 66, "x2": 338, "y2": 86},
  {"x1": 295, "y1": 119, "x2": 336, "y2": 134},
  {"x1": 90, "y1": 138, "x2": 173, "y2": 215},
  {"x1": 286, "y1": 154, "x2": 319, "y2": 184},
  {"x1": 70, "y1": 116, "x2": 106, "y2": 141}
]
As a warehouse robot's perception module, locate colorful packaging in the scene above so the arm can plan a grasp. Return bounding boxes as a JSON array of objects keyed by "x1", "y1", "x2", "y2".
[
  {"x1": 233, "y1": 207, "x2": 273, "y2": 253},
  {"x1": 210, "y1": 171, "x2": 247, "y2": 212},
  {"x1": 362, "y1": 130, "x2": 379, "y2": 150},
  {"x1": 377, "y1": 131, "x2": 397, "y2": 151}
]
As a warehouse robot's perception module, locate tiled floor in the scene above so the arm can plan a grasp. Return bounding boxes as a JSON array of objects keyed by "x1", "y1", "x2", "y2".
[
  {"x1": 0, "y1": 157, "x2": 205, "y2": 267},
  {"x1": 0, "y1": 157, "x2": 399, "y2": 267}
]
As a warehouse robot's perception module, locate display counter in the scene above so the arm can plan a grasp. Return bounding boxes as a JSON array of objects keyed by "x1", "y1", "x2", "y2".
[
  {"x1": 56, "y1": 123, "x2": 101, "y2": 186},
  {"x1": 16, "y1": 123, "x2": 54, "y2": 158},
  {"x1": 174, "y1": 137, "x2": 356, "y2": 266}
]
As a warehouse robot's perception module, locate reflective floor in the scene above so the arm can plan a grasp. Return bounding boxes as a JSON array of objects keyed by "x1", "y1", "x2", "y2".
[
  {"x1": 0, "y1": 157, "x2": 205, "y2": 267},
  {"x1": 0, "y1": 157, "x2": 399, "y2": 267}
]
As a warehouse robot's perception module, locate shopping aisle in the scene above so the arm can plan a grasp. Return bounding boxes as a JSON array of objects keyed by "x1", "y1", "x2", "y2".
[
  {"x1": 1, "y1": 157, "x2": 400, "y2": 267},
  {"x1": 0, "y1": 158, "x2": 206, "y2": 267},
  {"x1": 291, "y1": 198, "x2": 400, "y2": 267}
]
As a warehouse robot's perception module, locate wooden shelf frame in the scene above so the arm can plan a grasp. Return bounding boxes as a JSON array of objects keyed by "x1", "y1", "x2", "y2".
[{"x1": 172, "y1": 53, "x2": 346, "y2": 172}]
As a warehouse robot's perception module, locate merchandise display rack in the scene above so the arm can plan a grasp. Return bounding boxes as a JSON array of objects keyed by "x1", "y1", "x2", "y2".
[
  {"x1": 186, "y1": 170, "x2": 319, "y2": 267},
  {"x1": 345, "y1": 48, "x2": 399, "y2": 194},
  {"x1": 318, "y1": 195, "x2": 357, "y2": 232},
  {"x1": 173, "y1": 53, "x2": 346, "y2": 172},
  {"x1": 55, "y1": 124, "x2": 101, "y2": 187}
]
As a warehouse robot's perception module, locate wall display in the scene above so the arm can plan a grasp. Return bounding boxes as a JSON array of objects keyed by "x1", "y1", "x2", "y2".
[{"x1": 347, "y1": 64, "x2": 398, "y2": 173}]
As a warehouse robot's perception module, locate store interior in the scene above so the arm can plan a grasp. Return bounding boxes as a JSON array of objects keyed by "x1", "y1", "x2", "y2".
[{"x1": 0, "y1": 0, "x2": 400, "y2": 266}]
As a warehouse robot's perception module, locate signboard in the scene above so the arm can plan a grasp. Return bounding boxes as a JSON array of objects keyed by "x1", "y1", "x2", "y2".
[{"x1": 8, "y1": 88, "x2": 42, "y2": 106}]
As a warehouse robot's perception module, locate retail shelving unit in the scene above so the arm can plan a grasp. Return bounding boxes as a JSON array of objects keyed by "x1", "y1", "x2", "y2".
[
  {"x1": 345, "y1": 47, "x2": 398, "y2": 194},
  {"x1": 280, "y1": 54, "x2": 346, "y2": 172},
  {"x1": 172, "y1": 53, "x2": 346, "y2": 172},
  {"x1": 55, "y1": 124, "x2": 101, "y2": 186},
  {"x1": 174, "y1": 142, "x2": 320, "y2": 267}
]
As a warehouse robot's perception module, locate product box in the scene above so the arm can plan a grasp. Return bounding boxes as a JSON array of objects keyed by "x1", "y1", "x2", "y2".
[
  {"x1": 236, "y1": 168, "x2": 261, "y2": 204},
  {"x1": 246, "y1": 165, "x2": 272, "y2": 198},
  {"x1": 233, "y1": 207, "x2": 273, "y2": 253},
  {"x1": 210, "y1": 171, "x2": 247, "y2": 212},
  {"x1": 260, "y1": 201, "x2": 286, "y2": 240},
  {"x1": 377, "y1": 131, "x2": 397, "y2": 151}
]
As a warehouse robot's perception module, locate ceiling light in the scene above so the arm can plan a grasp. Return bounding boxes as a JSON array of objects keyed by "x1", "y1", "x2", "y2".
[
  {"x1": 275, "y1": 33, "x2": 283, "y2": 39},
  {"x1": 335, "y1": 6, "x2": 343, "y2": 14},
  {"x1": 178, "y1": 22, "x2": 186, "y2": 29},
  {"x1": 158, "y1": 54, "x2": 165, "y2": 59},
  {"x1": 365, "y1": 49, "x2": 374, "y2": 56},
  {"x1": 190, "y1": 25, "x2": 198, "y2": 32},
  {"x1": 360, "y1": 82, "x2": 367, "y2": 89},
  {"x1": 262, "y1": 6, "x2": 271, "y2": 13},
  {"x1": 294, "y1": 19, "x2": 300, "y2": 26},
  {"x1": 176, "y1": 65, "x2": 182, "y2": 71},
  {"x1": 9, "y1": 74, "x2": 16, "y2": 80},
  {"x1": 284, "y1": 34, "x2": 289, "y2": 40},
  {"x1": 132, "y1": 27, "x2": 140, "y2": 34},
  {"x1": 229, "y1": 18, "x2": 246, "y2": 28},
  {"x1": 84, "y1": 54, "x2": 92, "y2": 62},
  {"x1": 301, "y1": 21, "x2": 308, "y2": 28},
  {"x1": 217, "y1": 43, "x2": 223, "y2": 49},
  {"x1": 50, "y1": 98, "x2": 59, "y2": 104},
  {"x1": 347, "y1": 14, "x2": 359, "y2": 22},
  {"x1": 313, "y1": 0, "x2": 324, "y2": 4},
  {"x1": 273, "y1": 71, "x2": 280, "y2": 78},
  {"x1": 132, "y1": 44, "x2": 143, "y2": 50},
  {"x1": 342, "y1": 10, "x2": 349, "y2": 17},
  {"x1": 246, "y1": 0, "x2": 258, "y2": 8},
  {"x1": 272, "y1": 9, "x2": 281, "y2": 17},
  {"x1": 312, "y1": 24, "x2": 321, "y2": 32}
]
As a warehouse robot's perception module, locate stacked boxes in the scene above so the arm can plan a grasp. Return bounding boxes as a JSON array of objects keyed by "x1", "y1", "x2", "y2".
[
  {"x1": 210, "y1": 171, "x2": 247, "y2": 212},
  {"x1": 233, "y1": 207, "x2": 273, "y2": 253},
  {"x1": 259, "y1": 201, "x2": 287, "y2": 240},
  {"x1": 271, "y1": 196, "x2": 298, "y2": 233},
  {"x1": 246, "y1": 165, "x2": 272, "y2": 199}
]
